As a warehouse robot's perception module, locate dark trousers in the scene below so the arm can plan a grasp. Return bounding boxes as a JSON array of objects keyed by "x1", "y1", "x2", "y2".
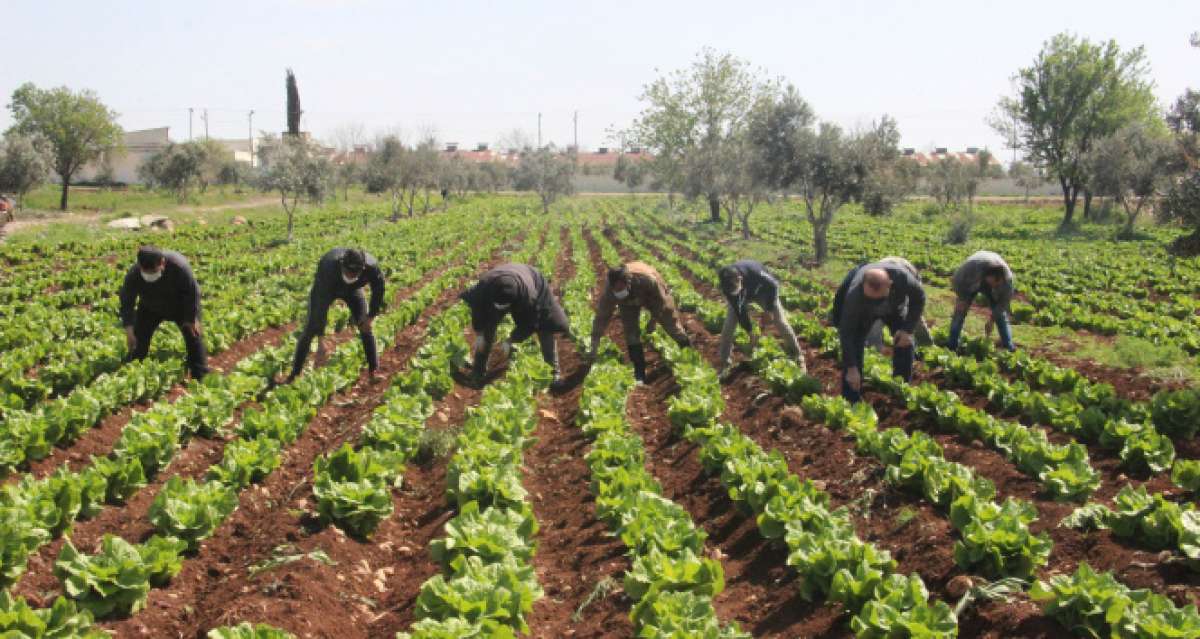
[
  {"x1": 841, "y1": 316, "x2": 914, "y2": 403},
  {"x1": 131, "y1": 310, "x2": 209, "y2": 379},
  {"x1": 291, "y1": 290, "x2": 377, "y2": 378}
]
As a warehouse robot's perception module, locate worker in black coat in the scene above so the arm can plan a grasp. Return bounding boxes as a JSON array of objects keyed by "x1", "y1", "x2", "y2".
[
  {"x1": 119, "y1": 246, "x2": 208, "y2": 379},
  {"x1": 284, "y1": 248, "x2": 385, "y2": 383},
  {"x1": 459, "y1": 263, "x2": 570, "y2": 390},
  {"x1": 830, "y1": 261, "x2": 926, "y2": 403}
]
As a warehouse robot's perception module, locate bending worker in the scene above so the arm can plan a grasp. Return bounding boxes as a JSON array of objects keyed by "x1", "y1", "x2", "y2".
[
  {"x1": 587, "y1": 262, "x2": 691, "y2": 384},
  {"x1": 284, "y1": 248, "x2": 384, "y2": 383},
  {"x1": 831, "y1": 260, "x2": 926, "y2": 403},
  {"x1": 459, "y1": 263, "x2": 570, "y2": 390},
  {"x1": 948, "y1": 250, "x2": 1016, "y2": 352},
  {"x1": 864, "y1": 256, "x2": 933, "y2": 349},
  {"x1": 716, "y1": 259, "x2": 805, "y2": 380},
  {"x1": 119, "y1": 245, "x2": 209, "y2": 380}
]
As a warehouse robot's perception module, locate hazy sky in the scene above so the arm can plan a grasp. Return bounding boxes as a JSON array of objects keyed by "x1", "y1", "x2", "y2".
[{"x1": 1, "y1": 0, "x2": 1196, "y2": 158}]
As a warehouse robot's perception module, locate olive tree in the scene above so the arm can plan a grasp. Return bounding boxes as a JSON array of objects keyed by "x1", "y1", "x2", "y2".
[
  {"x1": 0, "y1": 133, "x2": 50, "y2": 218},
  {"x1": 612, "y1": 154, "x2": 647, "y2": 195},
  {"x1": 628, "y1": 48, "x2": 773, "y2": 220},
  {"x1": 748, "y1": 85, "x2": 898, "y2": 262},
  {"x1": 6, "y1": 83, "x2": 122, "y2": 210},
  {"x1": 364, "y1": 136, "x2": 416, "y2": 221},
  {"x1": 1008, "y1": 161, "x2": 1042, "y2": 202},
  {"x1": 992, "y1": 33, "x2": 1159, "y2": 227},
  {"x1": 259, "y1": 135, "x2": 332, "y2": 242},
  {"x1": 1085, "y1": 123, "x2": 1175, "y2": 238},
  {"x1": 512, "y1": 146, "x2": 576, "y2": 214}
]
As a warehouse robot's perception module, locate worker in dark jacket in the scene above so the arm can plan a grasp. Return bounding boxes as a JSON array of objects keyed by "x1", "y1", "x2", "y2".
[
  {"x1": 459, "y1": 263, "x2": 570, "y2": 390},
  {"x1": 716, "y1": 260, "x2": 805, "y2": 380},
  {"x1": 119, "y1": 246, "x2": 208, "y2": 380},
  {"x1": 284, "y1": 248, "x2": 384, "y2": 383},
  {"x1": 831, "y1": 261, "x2": 926, "y2": 403},
  {"x1": 948, "y1": 250, "x2": 1016, "y2": 352},
  {"x1": 587, "y1": 262, "x2": 691, "y2": 384}
]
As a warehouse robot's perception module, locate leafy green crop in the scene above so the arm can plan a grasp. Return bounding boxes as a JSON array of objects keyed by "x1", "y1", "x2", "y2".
[
  {"x1": 148, "y1": 477, "x2": 238, "y2": 550},
  {"x1": 54, "y1": 534, "x2": 185, "y2": 618}
]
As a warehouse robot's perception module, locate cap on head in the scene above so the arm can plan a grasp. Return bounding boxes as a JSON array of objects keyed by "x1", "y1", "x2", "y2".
[
  {"x1": 863, "y1": 267, "x2": 891, "y2": 299},
  {"x1": 607, "y1": 265, "x2": 628, "y2": 287},
  {"x1": 340, "y1": 249, "x2": 366, "y2": 275},
  {"x1": 137, "y1": 246, "x2": 165, "y2": 271}
]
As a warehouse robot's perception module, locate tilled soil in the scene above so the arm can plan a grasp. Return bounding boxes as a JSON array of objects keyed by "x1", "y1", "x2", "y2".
[
  {"x1": 14, "y1": 247, "x2": 508, "y2": 637},
  {"x1": 14, "y1": 321, "x2": 295, "y2": 484},
  {"x1": 620, "y1": 227, "x2": 1200, "y2": 630},
  {"x1": 521, "y1": 228, "x2": 637, "y2": 638}
]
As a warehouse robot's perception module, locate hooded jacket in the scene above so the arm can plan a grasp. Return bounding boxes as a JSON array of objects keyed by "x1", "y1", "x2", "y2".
[
  {"x1": 312, "y1": 248, "x2": 386, "y2": 316},
  {"x1": 719, "y1": 260, "x2": 780, "y2": 333},
  {"x1": 460, "y1": 263, "x2": 569, "y2": 342}
]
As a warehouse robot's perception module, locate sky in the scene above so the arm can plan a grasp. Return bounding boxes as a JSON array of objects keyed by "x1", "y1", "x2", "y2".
[{"x1": 0, "y1": 0, "x2": 1196, "y2": 159}]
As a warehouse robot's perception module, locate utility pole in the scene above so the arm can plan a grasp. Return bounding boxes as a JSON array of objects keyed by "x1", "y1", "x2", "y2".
[
  {"x1": 202, "y1": 109, "x2": 209, "y2": 140},
  {"x1": 188, "y1": 108, "x2": 193, "y2": 141},
  {"x1": 573, "y1": 110, "x2": 578, "y2": 151},
  {"x1": 248, "y1": 110, "x2": 255, "y2": 167},
  {"x1": 537, "y1": 112, "x2": 542, "y2": 150}
]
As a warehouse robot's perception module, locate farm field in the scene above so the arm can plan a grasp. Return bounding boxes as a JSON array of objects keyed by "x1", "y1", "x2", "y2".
[{"x1": 1, "y1": 194, "x2": 1198, "y2": 639}]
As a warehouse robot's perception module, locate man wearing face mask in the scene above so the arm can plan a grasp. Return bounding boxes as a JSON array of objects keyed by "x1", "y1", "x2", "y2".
[
  {"x1": 458, "y1": 263, "x2": 570, "y2": 390},
  {"x1": 283, "y1": 248, "x2": 385, "y2": 384},
  {"x1": 830, "y1": 260, "x2": 926, "y2": 403},
  {"x1": 586, "y1": 262, "x2": 691, "y2": 384},
  {"x1": 119, "y1": 245, "x2": 208, "y2": 380},
  {"x1": 947, "y1": 250, "x2": 1016, "y2": 352},
  {"x1": 716, "y1": 260, "x2": 805, "y2": 381}
]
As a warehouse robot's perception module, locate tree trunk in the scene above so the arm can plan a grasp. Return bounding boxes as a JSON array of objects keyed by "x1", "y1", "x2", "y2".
[
  {"x1": 59, "y1": 178, "x2": 71, "y2": 211},
  {"x1": 708, "y1": 193, "x2": 721, "y2": 223},
  {"x1": 725, "y1": 203, "x2": 735, "y2": 231},
  {"x1": 813, "y1": 222, "x2": 829, "y2": 264},
  {"x1": 1059, "y1": 178, "x2": 1077, "y2": 227},
  {"x1": 740, "y1": 213, "x2": 752, "y2": 240},
  {"x1": 1082, "y1": 189, "x2": 1094, "y2": 221}
]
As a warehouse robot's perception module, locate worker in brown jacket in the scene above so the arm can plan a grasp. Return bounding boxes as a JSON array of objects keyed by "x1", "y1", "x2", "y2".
[{"x1": 587, "y1": 262, "x2": 691, "y2": 384}]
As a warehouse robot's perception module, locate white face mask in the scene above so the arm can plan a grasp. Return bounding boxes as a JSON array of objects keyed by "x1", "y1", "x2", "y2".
[
  {"x1": 612, "y1": 288, "x2": 630, "y2": 300},
  {"x1": 342, "y1": 271, "x2": 359, "y2": 285},
  {"x1": 141, "y1": 269, "x2": 163, "y2": 283},
  {"x1": 494, "y1": 302, "x2": 511, "y2": 311}
]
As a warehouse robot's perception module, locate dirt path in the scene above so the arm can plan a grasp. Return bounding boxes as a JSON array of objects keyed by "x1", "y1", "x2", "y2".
[{"x1": 0, "y1": 197, "x2": 278, "y2": 239}]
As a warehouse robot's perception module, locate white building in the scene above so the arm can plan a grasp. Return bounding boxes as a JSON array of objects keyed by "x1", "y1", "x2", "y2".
[{"x1": 75, "y1": 127, "x2": 172, "y2": 185}]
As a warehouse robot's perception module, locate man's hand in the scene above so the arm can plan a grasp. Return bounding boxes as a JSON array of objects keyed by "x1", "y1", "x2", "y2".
[
  {"x1": 183, "y1": 321, "x2": 201, "y2": 338},
  {"x1": 314, "y1": 339, "x2": 329, "y2": 366},
  {"x1": 124, "y1": 326, "x2": 137, "y2": 352},
  {"x1": 894, "y1": 331, "x2": 914, "y2": 348},
  {"x1": 359, "y1": 315, "x2": 374, "y2": 333},
  {"x1": 984, "y1": 317, "x2": 996, "y2": 337},
  {"x1": 845, "y1": 367, "x2": 862, "y2": 391}
]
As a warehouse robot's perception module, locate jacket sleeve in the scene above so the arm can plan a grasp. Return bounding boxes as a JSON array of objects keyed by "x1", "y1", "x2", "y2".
[
  {"x1": 177, "y1": 261, "x2": 201, "y2": 321},
  {"x1": 830, "y1": 268, "x2": 855, "y2": 326},
  {"x1": 367, "y1": 266, "x2": 385, "y2": 317},
  {"x1": 119, "y1": 267, "x2": 140, "y2": 327},
  {"x1": 899, "y1": 273, "x2": 926, "y2": 333},
  {"x1": 590, "y1": 288, "x2": 615, "y2": 345},
  {"x1": 509, "y1": 304, "x2": 536, "y2": 343},
  {"x1": 838, "y1": 295, "x2": 864, "y2": 369},
  {"x1": 726, "y1": 292, "x2": 753, "y2": 334}
]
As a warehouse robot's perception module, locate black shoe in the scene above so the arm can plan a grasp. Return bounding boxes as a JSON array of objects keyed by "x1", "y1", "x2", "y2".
[{"x1": 549, "y1": 376, "x2": 568, "y2": 392}]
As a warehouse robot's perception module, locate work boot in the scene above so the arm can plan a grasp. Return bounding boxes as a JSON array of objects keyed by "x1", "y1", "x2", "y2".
[
  {"x1": 629, "y1": 344, "x2": 647, "y2": 385},
  {"x1": 549, "y1": 372, "x2": 567, "y2": 392}
]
